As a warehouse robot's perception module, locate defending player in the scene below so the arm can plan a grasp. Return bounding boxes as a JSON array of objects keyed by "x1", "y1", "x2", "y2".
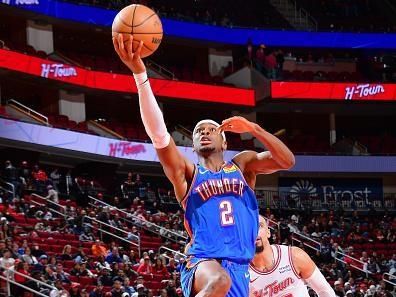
[
  {"x1": 249, "y1": 216, "x2": 336, "y2": 297},
  {"x1": 113, "y1": 35, "x2": 295, "y2": 297}
]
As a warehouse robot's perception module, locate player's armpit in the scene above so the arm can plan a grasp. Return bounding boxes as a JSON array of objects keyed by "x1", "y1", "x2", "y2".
[
  {"x1": 233, "y1": 150, "x2": 287, "y2": 175},
  {"x1": 290, "y1": 246, "x2": 316, "y2": 279},
  {"x1": 156, "y1": 138, "x2": 195, "y2": 202}
]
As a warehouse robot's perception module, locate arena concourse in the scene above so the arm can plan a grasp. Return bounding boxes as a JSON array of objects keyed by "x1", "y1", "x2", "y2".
[{"x1": 0, "y1": 0, "x2": 395, "y2": 296}]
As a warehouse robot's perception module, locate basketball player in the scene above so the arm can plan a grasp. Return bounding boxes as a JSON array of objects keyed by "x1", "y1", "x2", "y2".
[
  {"x1": 249, "y1": 216, "x2": 336, "y2": 297},
  {"x1": 113, "y1": 35, "x2": 295, "y2": 297}
]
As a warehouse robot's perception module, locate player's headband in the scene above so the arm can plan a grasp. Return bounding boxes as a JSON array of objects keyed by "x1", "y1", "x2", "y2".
[{"x1": 193, "y1": 119, "x2": 226, "y2": 141}]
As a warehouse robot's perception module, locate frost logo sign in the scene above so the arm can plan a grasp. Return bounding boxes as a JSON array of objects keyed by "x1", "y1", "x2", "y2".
[
  {"x1": 289, "y1": 179, "x2": 317, "y2": 198},
  {"x1": 280, "y1": 178, "x2": 383, "y2": 207}
]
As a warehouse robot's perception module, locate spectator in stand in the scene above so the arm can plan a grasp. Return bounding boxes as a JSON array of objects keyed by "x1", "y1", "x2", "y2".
[
  {"x1": 46, "y1": 185, "x2": 59, "y2": 204},
  {"x1": 265, "y1": 50, "x2": 277, "y2": 79},
  {"x1": 71, "y1": 262, "x2": 84, "y2": 277},
  {"x1": 50, "y1": 168, "x2": 61, "y2": 191},
  {"x1": 122, "y1": 172, "x2": 136, "y2": 201},
  {"x1": 22, "y1": 246, "x2": 38, "y2": 265},
  {"x1": 90, "y1": 284, "x2": 105, "y2": 297},
  {"x1": 81, "y1": 288, "x2": 90, "y2": 297},
  {"x1": 56, "y1": 263, "x2": 71, "y2": 283},
  {"x1": 61, "y1": 244, "x2": 73, "y2": 261},
  {"x1": 112, "y1": 265, "x2": 125, "y2": 282},
  {"x1": 3, "y1": 160, "x2": 21, "y2": 199},
  {"x1": 19, "y1": 160, "x2": 31, "y2": 190},
  {"x1": 333, "y1": 280, "x2": 345, "y2": 296},
  {"x1": 364, "y1": 257, "x2": 381, "y2": 274},
  {"x1": 15, "y1": 261, "x2": 30, "y2": 282},
  {"x1": 158, "y1": 289, "x2": 168, "y2": 297},
  {"x1": 44, "y1": 264, "x2": 58, "y2": 284},
  {"x1": 98, "y1": 267, "x2": 113, "y2": 287},
  {"x1": 132, "y1": 284, "x2": 147, "y2": 297},
  {"x1": 124, "y1": 263, "x2": 139, "y2": 279},
  {"x1": 79, "y1": 230, "x2": 95, "y2": 242},
  {"x1": 106, "y1": 247, "x2": 123, "y2": 264},
  {"x1": 92, "y1": 240, "x2": 108, "y2": 258},
  {"x1": 123, "y1": 277, "x2": 136, "y2": 295},
  {"x1": 165, "y1": 279, "x2": 178, "y2": 297},
  {"x1": 122, "y1": 249, "x2": 137, "y2": 265},
  {"x1": 49, "y1": 280, "x2": 69, "y2": 297},
  {"x1": 137, "y1": 255, "x2": 153, "y2": 275},
  {"x1": 74, "y1": 245, "x2": 89, "y2": 263},
  {"x1": 13, "y1": 261, "x2": 29, "y2": 296},
  {"x1": 31, "y1": 243, "x2": 46, "y2": 258},
  {"x1": 69, "y1": 282, "x2": 81, "y2": 297},
  {"x1": 152, "y1": 257, "x2": 170, "y2": 277},
  {"x1": 255, "y1": 44, "x2": 266, "y2": 75},
  {"x1": 32, "y1": 164, "x2": 48, "y2": 193},
  {"x1": 167, "y1": 258, "x2": 177, "y2": 274},
  {"x1": 0, "y1": 248, "x2": 15, "y2": 271},
  {"x1": 111, "y1": 279, "x2": 125, "y2": 297}
]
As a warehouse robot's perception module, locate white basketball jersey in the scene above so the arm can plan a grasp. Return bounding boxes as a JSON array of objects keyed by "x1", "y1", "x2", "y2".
[{"x1": 249, "y1": 245, "x2": 310, "y2": 297}]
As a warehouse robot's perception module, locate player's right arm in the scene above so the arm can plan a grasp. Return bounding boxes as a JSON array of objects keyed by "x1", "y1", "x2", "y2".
[
  {"x1": 113, "y1": 35, "x2": 194, "y2": 201},
  {"x1": 291, "y1": 247, "x2": 336, "y2": 297}
]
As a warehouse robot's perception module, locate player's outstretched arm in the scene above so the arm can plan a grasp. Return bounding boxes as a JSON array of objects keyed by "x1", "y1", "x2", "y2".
[
  {"x1": 291, "y1": 247, "x2": 336, "y2": 297},
  {"x1": 113, "y1": 35, "x2": 194, "y2": 201},
  {"x1": 218, "y1": 116, "x2": 295, "y2": 175}
]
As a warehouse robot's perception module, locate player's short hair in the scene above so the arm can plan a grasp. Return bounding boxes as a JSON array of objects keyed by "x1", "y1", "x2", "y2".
[{"x1": 193, "y1": 119, "x2": 226, "y2": 141}]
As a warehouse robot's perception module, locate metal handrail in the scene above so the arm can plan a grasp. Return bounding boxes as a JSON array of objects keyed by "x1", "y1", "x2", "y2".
[
  {"x1": 335, "y1": 251, "x2": 372, "y2": 274},
  {"x1": 29, "y1": 200, "x2": 67, "y2": 218},
  {"x1": 0, "y1": 179, "x2": 15, "y2": 199},
  {"x1": 83, "y1": 216, "x2": 140, "y2": 242},
  {"x1": 88, "y1": 196, "x2": 187, "y2": 242},
  {"x1": 159, "y1": 246, "x2": 186, "y2": 263},
  {"x1": 1, "y1": 265, "x2": 57, "y2": 296},
  {"x1": 8, "y1": 99, "x2": 49, "y2": 125},
  {"x1": 291, "y1": 232, "x2": 322, "y2": 252},
  {"x1": 83, "y1": 221, "x2": 140, "y2": 256},
  {"x1": 263, "y1": 215, "x2": 281, "y2": 243},
  {"x1": 146, "y1": 59, "x2": 175, "y2": 80},
  {"x1": 83, "y1": 216, "x2": 141, "y2": 256},
  {"x1": 31, "y1": 193, "x2": 66, "y2": 211},
  {"x1": 382, "y1": 272, "x2": 396, "y2": 286},
  {"x1": 0, "y1": 275, "x2": 50, "y2": 297},
  {"x1": 175, "y1": 125, "x2": 193, "y2": 140}
]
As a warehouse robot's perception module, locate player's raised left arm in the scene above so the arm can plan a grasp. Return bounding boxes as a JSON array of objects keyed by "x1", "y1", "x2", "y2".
[
  {"x1": 218, "y1": 116, "x2": 295, "y2": 174},
  {"x1": 291, "y1": 247, "x2": 336, "y2": 297}
]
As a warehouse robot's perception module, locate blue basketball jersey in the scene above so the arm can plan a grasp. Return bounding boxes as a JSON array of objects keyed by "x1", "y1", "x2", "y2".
[{"x1": 181, "y1": 161, "x2": 259, "y2": 263}]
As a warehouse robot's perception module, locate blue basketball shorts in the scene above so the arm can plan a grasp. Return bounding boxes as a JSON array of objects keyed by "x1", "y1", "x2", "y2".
[{"x1": 180, "y1": 257, "x2": 250, "y2": 297}]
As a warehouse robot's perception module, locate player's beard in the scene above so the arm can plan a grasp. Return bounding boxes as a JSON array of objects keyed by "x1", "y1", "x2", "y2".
[
  {"x1": 199, "y1": 146, "x2": 215, "y2": 153},
  {"x1": 255, "y1": 238, "x2": 264, "y2": 254}
]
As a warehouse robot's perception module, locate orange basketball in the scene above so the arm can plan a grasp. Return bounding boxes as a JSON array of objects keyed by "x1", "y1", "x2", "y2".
[{"x1": 112, "y1": 4, "x2": 163, "y2": 58}]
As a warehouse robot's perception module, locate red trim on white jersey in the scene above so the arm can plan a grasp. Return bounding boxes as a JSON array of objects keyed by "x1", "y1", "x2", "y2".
[
  {"x1": 288, "y1": 246, "x2": 301, "y2": 279},
  {"x1": 249, "y1": 244, "x2": 281, "y2": 275}
]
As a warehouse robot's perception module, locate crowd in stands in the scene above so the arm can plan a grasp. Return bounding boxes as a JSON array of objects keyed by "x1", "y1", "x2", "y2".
[
  {"x1": 61, "y1": 0, "x2": 396, "y2": 32},
  {"x1": 295, "y1": 0, "x2": 396, "y2": 32},
  {"x1": 267, "y1": 211, "x2": 396, "y2": 296},
  {"x1": 0, "y1": 160, "x2": 187, "y2": 296},
  {"x1": 64, "y1": 0, "x2": 291, "y2": 30},
  {"x1": 0, "y1": 159, "x2": 395, "y2": 296}
]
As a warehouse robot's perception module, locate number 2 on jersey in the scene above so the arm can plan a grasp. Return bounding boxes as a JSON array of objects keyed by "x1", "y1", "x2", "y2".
[{"x1": 219, "y1": 200, "x2": 235, "y2": 226}]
